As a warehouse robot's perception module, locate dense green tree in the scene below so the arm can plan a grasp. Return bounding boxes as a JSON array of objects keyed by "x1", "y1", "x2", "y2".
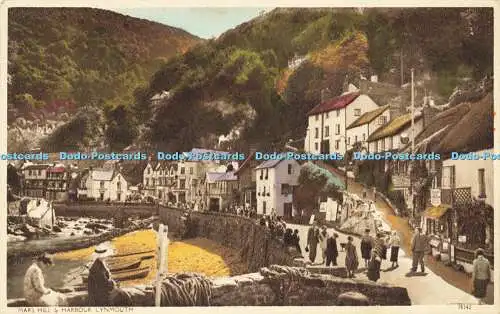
[{"x1": 104, "y1": 104, "x2": 139, "y2": 151}]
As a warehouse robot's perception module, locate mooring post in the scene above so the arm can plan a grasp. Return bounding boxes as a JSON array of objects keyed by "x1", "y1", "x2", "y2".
[{"x1": 155, "y1": 224, "x2": 168, "y2": 306}]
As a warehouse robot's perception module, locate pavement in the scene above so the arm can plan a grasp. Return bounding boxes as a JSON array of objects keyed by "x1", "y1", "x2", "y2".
[
  {"x1": 315, "y1": 161, "x2": 494, "y2": 304},
  {"x1": 290, "y1": 223, "x2": 478, "y2": 305}
]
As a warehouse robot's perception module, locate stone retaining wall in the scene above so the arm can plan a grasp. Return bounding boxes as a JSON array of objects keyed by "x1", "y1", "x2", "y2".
[
  {"x1": 53, "y1": 203, "x2": 158, "y2": 218},
  {"x1": 8, "y1": 269, "x2": 411, "y2": 306},
  {"x1": 159, "y1": 207, "x2": 296, "y2": 272}
]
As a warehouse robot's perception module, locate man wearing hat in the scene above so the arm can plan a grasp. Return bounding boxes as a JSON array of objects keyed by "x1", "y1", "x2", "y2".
[{"x1": 410, "y1": 227, "x2": 428, "y2": 273}]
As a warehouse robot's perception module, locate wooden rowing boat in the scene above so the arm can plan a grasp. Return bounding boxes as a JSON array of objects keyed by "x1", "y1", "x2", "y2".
[
  {"x1": 82, "y1": 266, "x2": 151, "y2": 283},
  {"x1": 109, "y1": 260, "x2": 142, "y2": 272},
  {"x1": 111, "y1": 266, "x2": 151, "y2": 281}
]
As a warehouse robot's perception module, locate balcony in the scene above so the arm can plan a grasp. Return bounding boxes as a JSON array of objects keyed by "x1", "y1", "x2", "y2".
[
  {"x1": 441, "y1": 187, "x2": 472, "y2": 206},
  {"x1": 392, "y1": 174, "x2": 410, "y2": 189}
]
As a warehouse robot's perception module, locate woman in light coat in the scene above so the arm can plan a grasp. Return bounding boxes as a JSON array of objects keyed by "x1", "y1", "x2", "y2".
[
  {"x1": 318, "y1": 226, "x2": 329, "y2": 264},
  {"x1": 389, "y1": 231, "x2": 401, "y2": 268},
  {"x1": 24, "y1": 254, "x2": 67, "y2": 306}
]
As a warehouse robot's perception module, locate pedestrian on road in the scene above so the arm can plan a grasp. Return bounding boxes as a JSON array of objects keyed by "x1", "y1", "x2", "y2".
[
  {"x1": 306, "y1": 221, "x2": 320, "y2": 264},
  {"x1": 472, "y1": 248, "x2": 491, "y2": 305},
  {"x1": 345, "y1": 236, "x2": 359, "y2": 278},
  {"x1": 389, "y1": 231, "x2": 401, "y2": 268},
  {"x1": 372, "y1": 187, "x2": 377, "y2": 200},
  {"x1": 360, "y1": 229, "x2": 373, "y2": 268},
  {"x1": 319, "y1": 226, "x2": 328, "y2": 264},
  {"x1": 292, "y1": 229, "x2": 302, "y2": 255},
  {"x1": 373, "y1": 233, "x2": 387, "y2": 266},
  {"x1": 362, "y1": 188, "x2": 367, "y2": 199},
  {"x1": 367, "y1": 248, "x2": 382, "y2": 282},
  {"x1": 410, "y1": 227, "x2": 428, "y2": 273},
  {"x1": 325, "y1": 232, "x2": 339, "y2": 266}
]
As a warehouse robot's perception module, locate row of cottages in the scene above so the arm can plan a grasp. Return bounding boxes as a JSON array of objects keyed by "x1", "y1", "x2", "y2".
[
  {"x1": 405, "y1": 93, "x2": 494, "y2": 268},
  {"x1": 255, "y1": 159, "x2": 302, "y2": 218},
  {"x1": 78, "y1": 168, "x2": 129, "y2": 202},
  {"x1": 141, "y1": 149, "x2": 234, "y2": 207},
  {"x1": 304, "y1": 84, "x2": 382, "y2": 155},
  {"x1": 21, "y1": 163, "x2": 70, "y2": 201}
]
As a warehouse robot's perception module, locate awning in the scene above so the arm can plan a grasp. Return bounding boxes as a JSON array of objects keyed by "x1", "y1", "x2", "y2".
[
  {"x1": 423, "y1": 205, "x2": 451, "y2": 219},
  {"x1": 325, "y1": 171, "x2": 346, "y2": 190}
]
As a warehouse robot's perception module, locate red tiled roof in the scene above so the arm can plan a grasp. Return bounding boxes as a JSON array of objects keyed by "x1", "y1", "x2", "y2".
[
  {"x1": 307, "y1": 92, "x2": 360, "y2": 116},
  {"x1": 48, "y1": 167, "x2": 65, "y2": 173}
]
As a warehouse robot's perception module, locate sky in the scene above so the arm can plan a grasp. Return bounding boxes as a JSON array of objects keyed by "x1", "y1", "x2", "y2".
[{"x1": 112, "y1": 7, "x2": 271, "y2": 39}]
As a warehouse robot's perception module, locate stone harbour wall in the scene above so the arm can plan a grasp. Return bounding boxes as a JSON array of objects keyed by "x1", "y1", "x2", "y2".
[
  {"x1": 8, "y1": 269, "x2": 411, "y2": 307},
  {"x1": 159, "y1": 207, "x2": 297, "y2": 272}
]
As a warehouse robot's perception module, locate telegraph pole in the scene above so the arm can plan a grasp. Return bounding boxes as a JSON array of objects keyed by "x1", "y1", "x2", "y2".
[{"x1": 410, "y1": 68, "x2": 415, "y2": 219}]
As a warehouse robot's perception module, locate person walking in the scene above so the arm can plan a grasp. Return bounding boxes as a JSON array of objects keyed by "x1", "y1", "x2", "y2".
[
  {"x1": 362, "y1": 188, "x2": 367, "y2": 199},
  {"x1": 345, "y1": 236, "x2": 359, "y2": 278},
  {"x1": 389, "y1": 231, "x2": 401, "y2": 268},
  {"x1": 360, "y1": 229, "x2": 373, "y2": 268},
  {"x1": 292, "y1": 229, "x2": 302, "y2": 255},
  {"x1": 318, "y1": 226, "x2": 328, "y2": 264},
  {"x1": 373, "y1": 233, "x2": 387, "y2": 266},
  {"x1": 24, "y1": 254, "x2": 68, "y2": 306},
  {"x1": 410, "y1": 227, "x2": 428, "y2": 273},
  {"x1": 325, "y1": 232, "x2": 339, "y2": 266},
  {"x1": 367, "y1": 247, "x2": 382, "y2": 282},
  {"x1": 306, "y1": 221, "x2": 320, "y2": 264},
  {"x1": 472, "y1": 248, "x2": 491, "y2": 305}
]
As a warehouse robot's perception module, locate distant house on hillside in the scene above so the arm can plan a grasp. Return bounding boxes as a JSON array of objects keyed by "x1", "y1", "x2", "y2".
[
  {"x1": 255, "y1": 159, "x2": 301, "y2": 218},
  {"x1": 305, "y1": 92, "x2": 380, "y2": 155},
  {"x1": 150, "y1": 90, "x2": 171, "y2": 106}
]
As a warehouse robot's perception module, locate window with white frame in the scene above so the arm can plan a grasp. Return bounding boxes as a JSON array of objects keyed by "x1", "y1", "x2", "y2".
[
  {"x1": 379, "y1": 116, "x2": 387, "y2": 125},
  {"x1": 354, "y1": 109, "x2": 361, "y2": 116},
  {"x1": 315, "y1": 128, "x2": 319, "y2": 139},
  {"x1": 336, "y1": 124, "x2": 340, "y2": 135},
  {"x1": 325, "y1": 126, "x2": 329, "y2": 137}
]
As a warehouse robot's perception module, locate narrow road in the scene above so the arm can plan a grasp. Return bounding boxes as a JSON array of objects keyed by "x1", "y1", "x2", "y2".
[
  {"x1": 289, "y1": 223, "x2": 478, "y2": 305},
  {"x1": 313, "y1": 161, "x2": 493, "y2": 304}
]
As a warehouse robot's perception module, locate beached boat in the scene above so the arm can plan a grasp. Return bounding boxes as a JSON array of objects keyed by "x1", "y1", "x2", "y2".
[
  {"x1": 82, "y1": 266, "x2": 151, "y2": 283},
  {"x1": 109, "y1": 260, "x2": 142, "y2": 272}
]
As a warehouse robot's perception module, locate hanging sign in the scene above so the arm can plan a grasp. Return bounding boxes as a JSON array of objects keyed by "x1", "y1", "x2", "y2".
[{"x1": 430, "y1": 189, "x2": 441, "y2": 207}]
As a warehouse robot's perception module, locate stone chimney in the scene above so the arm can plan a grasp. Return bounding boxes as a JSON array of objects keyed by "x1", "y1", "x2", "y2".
[{"x1": 422, "y1": 106, "x2": 438, "y2": 128}]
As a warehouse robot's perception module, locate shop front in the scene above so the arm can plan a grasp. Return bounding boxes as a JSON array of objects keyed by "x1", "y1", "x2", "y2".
[{"x1": 422, "y1": 204, "x2": 453, "y2": 261}]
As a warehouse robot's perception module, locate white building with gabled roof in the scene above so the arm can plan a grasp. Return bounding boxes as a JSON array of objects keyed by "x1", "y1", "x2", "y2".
[{"x1": 255, "y1": 158, "x2": 301, "y2": 218}]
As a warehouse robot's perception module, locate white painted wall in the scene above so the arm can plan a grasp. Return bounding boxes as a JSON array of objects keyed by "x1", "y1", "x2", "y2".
[
  {"x1": 368, "y1": 118, "x2": 424, "y2": 153},
  {"x1": 442, "y1": 149, "x2": 494, "y2": 207},
  {"x1": 305, "y1": 94, "x2": 380, "y2": 155},
  {"x1": 256, "y1": 160, "x2": 300, "y2": 216}
]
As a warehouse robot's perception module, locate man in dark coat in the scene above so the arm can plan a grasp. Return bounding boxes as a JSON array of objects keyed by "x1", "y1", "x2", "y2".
[
  {"x1": 306, "y1": 221, "x2": 320, "y2": 263},
  {"x1": 88, "y1": 258, "x2": 117, "y2": 306},
  {"x1": 325, "y1": 233, "x2": 339, "y2": 266}
]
